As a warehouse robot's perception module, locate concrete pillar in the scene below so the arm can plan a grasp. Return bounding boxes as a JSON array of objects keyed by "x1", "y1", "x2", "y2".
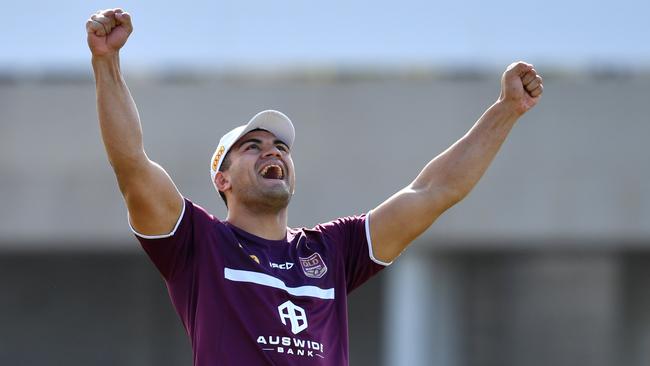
[{"x1": 385, "y1": 248, "x2": 464, "y2": 366}]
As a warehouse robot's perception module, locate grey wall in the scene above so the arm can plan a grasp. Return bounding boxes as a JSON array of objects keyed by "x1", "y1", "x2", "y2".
[
  {"x1": 1, "y1": 72, "x2": 649, "y2": 366},
  {"x1": 1, "y1": 73, "x2": 648, "y2": 247},
  {"x1": 0, "y1": 251, "x2": 191, "y2": 366},
  {"x1": 0, "y1": 250, "x2": 384, "y2": 366},
  {"x1": 386, "y1": 248, "x2": 650, "y2": 366}
]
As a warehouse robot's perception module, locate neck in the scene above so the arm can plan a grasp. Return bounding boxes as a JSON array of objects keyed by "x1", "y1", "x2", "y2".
[{"x1": 226, "y1": 204, "x2": 289, "y2": 241}]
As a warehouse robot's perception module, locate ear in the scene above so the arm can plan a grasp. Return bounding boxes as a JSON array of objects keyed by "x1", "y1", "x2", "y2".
[{"x1": 215, "y1": 171, "x2": 231, "y2": 192}]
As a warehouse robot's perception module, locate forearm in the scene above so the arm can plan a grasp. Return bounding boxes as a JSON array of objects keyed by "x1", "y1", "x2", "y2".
[
  {"x1": 86, "y1": 8, "x2": 183, "y2": 236},
  {"x1": 369, "y1": 63, "x2": 542, "y2": 263},
  {"x1": 93, "y1": 53, "x2": 147, "y2": 173},
  {"x1": 411, "y1": 100, "x2": 521, "y2": 208}
]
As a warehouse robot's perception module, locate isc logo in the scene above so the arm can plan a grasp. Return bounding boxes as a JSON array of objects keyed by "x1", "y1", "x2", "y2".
[{"x1": 270, "y1": 262, "x2": 294, "y2": 270}]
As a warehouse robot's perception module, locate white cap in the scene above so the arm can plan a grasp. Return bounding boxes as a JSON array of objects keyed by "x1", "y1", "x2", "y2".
[{"x1": 210, "y1": 110, "x2": 295, "y2": 192}]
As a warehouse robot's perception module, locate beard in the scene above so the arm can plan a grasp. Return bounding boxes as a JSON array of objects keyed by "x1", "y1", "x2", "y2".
[{"x1": 234, "y1": 179, "x2": 293, "y2": 214}]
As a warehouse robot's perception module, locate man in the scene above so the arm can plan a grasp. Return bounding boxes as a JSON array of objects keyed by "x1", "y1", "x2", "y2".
[{"x1": 86, "y1": 8, "x2": 543, "y2": 366}]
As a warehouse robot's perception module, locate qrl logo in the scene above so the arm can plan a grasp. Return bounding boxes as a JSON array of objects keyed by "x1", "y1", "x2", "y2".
[{"x1": 278, "y1": 300, "x2": 308, "y2": 335}]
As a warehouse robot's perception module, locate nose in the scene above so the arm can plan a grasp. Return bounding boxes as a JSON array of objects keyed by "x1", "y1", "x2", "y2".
[{"x1": 261, "y1": 144, "x2": 283, "y2": 158}]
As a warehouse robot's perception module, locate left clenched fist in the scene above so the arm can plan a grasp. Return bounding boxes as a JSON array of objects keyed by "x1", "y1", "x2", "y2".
[{"x1": 498, "y1": 61, "x2": 543, "y2": 116}]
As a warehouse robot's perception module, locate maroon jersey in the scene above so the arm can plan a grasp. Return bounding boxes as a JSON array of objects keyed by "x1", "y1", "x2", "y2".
[{"x1": 132, "y1": 198, "x2": 389, "y2": 365}]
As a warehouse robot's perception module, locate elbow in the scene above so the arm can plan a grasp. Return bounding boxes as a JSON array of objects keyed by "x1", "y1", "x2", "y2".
[
  {"x1": 110, "y1": 150, "x2": 148, "y2": 174},
  {"x1": 414, "y1": 182, "x2": 468, "y2": 214},
  {"x1": 435, "y1": 187, "x2": 467, "y2": 213},
  {"x1": 444, "y1": 186, "x2": 468, "y2": 206}
]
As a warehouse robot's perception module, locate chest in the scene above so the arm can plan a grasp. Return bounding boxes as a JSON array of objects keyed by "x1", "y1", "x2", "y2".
[{"x1": 219, "y1": 234, "x2": 336, "y2": 292}]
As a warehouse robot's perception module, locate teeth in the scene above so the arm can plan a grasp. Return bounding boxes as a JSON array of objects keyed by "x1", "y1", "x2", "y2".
[{"x1": 260, "y1": 164, "x2": 284, "y2": 178}]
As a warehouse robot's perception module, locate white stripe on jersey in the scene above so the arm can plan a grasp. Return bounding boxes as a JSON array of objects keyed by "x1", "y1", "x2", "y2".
[{"x1": 224, "y1": 268, "x2": 335, "y2": 300}]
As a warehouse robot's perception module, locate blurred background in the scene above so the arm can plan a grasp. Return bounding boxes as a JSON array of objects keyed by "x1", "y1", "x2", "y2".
[{"x1": 1, "y1": 0, "x2": 649, "y2": 365}]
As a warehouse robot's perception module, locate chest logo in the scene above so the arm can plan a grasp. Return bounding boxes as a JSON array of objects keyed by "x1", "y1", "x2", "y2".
[
  {"x1": 278, "y1": 300, "x2": 308, "y2": 335},
  {"x1": 270, "y1": 261, "x2": 294, "y2": 270},
  {"x1": 299, "y1": 253, "x2": 328, "y2": 279}
]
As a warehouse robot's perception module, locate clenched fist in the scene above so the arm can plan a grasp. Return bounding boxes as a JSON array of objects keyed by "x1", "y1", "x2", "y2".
[
  {"x1": 86, "y1": 8, "x2": 133, "y2": 57},
  {"x1": 498, "y1": 62, "x2": 543, "y2": 116}
]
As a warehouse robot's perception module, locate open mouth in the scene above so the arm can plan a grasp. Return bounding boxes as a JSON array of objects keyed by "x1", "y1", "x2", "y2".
[{"x1": 259, "y1": 164, "x2": 284, "y2": 180}]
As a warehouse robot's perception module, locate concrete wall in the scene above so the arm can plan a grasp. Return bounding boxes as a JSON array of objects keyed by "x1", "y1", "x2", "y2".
[
  {"x1": 1, "y1": 72, "x2": 649, "y2": 366},
  {"x1": 0, "y1": 251, "x2": 191, "y2": 365},
  {"x1": 0, "y1": 250, "x2": 384, "y2": 366},
  {"x1": 1, "y1": 73, "x2": 648, "y2": 247}
]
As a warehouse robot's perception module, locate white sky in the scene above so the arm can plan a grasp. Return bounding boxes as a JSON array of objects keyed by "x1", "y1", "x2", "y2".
[{"x1": 2, "y1": 0, "x2": 649, "y2": 71}]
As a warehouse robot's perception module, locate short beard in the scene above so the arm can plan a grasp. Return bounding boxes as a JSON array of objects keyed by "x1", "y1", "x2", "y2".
[{"x1": 236, "y1": 183, "x2": 292, "y2": 214}]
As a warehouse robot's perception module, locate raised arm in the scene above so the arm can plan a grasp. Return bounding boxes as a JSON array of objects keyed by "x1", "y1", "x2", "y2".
[
  {"x1": 369, "y1": 62, "x2": 543, "y2": 263},
  {"x1": 87, "y1": 8, "x2": 183, "y2": 236}
]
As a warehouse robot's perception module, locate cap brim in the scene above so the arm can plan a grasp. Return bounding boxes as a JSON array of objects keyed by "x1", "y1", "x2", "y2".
[{"x1": 237, "y1": 110, "x2": 295, "y2": 148}]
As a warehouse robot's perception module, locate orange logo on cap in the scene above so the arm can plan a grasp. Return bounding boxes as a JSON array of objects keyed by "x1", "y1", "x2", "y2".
[{"x1": 212, "y1": 145, "x2": 226, "y2": 171}]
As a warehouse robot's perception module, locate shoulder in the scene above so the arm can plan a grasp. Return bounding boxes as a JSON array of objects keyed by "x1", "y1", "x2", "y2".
[
  {"x1": 290, "y1": 214, "x2": 368, "y2": 246},
  {"x1": 180, "y1": 197, "x2": 228, "y2": 234},
  {"x1": 313, "y1": 214, "x2": 368, "y2": 235},
  {"x1": 186, "y1": 198, "x2": 216, "y2": 220}
]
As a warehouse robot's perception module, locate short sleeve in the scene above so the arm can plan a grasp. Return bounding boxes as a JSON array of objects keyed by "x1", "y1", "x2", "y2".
[
  {"x1": 318, "y1": 212, "x2": 391, "y2": 293},
  {"x1": 129, "y1": 198, "x2": 196, "y2": 282}
]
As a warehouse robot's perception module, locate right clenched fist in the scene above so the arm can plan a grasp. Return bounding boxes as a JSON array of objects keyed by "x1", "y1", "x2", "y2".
[{"x1": 86, "y1": 8, "x2": 133, "y2": 57}]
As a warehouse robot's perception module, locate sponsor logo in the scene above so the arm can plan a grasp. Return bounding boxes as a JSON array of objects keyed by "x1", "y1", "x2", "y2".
[
  {"x1": 256, "y1": 300, "x2": 325, "y2": 359},
  {"x1": 299, "y1": 253, "x2": 328, "y2": 279},
  {"x1": 257, "y1": 336, "x2": 324, "y2": 358},
  {"x1": 270, "y1": 262, "x2": 294, "y2": 270},
  {"x1": 278, "y1": 300, "x2": 308, "y2": 334}
]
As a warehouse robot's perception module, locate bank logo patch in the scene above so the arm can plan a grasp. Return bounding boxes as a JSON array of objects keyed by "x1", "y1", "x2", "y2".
[
  {"x1": 278, "y1": 300, "x2": 308, "y2": 335},
  {"x1": 299, "y1": 253, "x2": 328, "y2": 279}
]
